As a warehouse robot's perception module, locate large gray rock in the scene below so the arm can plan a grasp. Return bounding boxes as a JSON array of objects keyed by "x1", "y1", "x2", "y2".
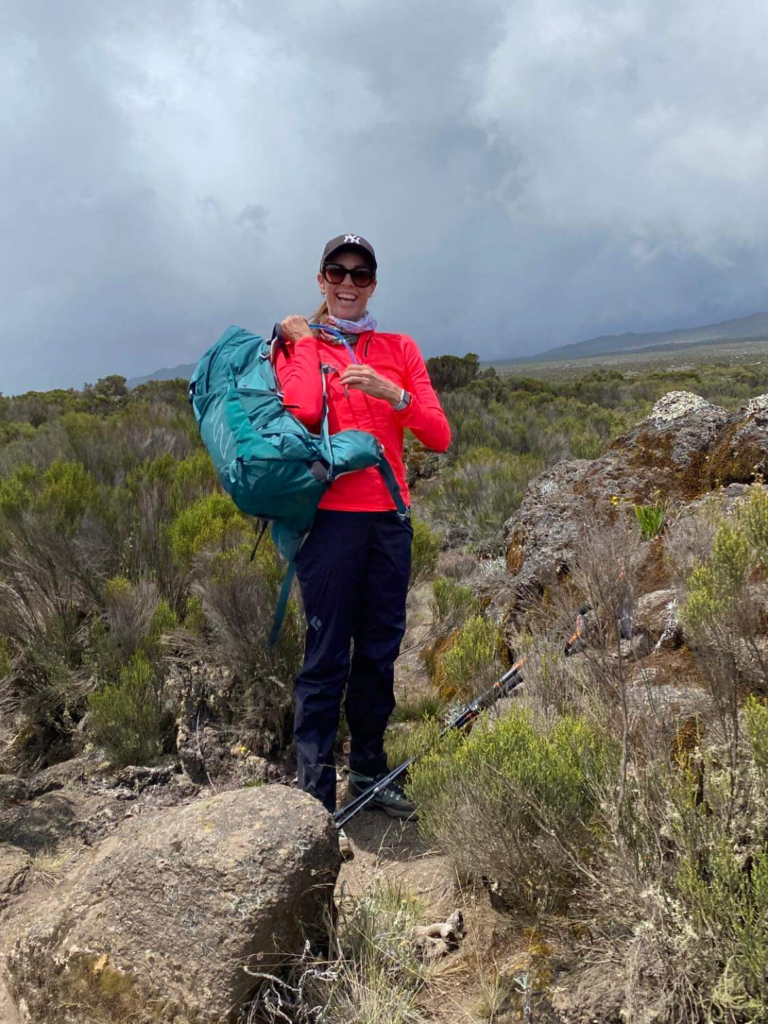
[
  {"x1": 0, "y1": 846, "x2": 30, "y2": 908},
  {"x1": 634, "y1": 589, "x2": 681, "y2": 647},
  {"x1": 502, "y1": 393, "x2": 768, "y2": 600},
  {"x1": 4, "y1": 785, "x2": 339, "y2": 1024},
  {"x1": 0, "y1": 777, "x2": 29, "y2": 807}
]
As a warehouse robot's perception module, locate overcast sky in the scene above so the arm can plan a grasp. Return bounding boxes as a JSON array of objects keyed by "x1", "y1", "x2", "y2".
[{"x1": 3, "y1": 0, "x2": 768, "y2": 394}]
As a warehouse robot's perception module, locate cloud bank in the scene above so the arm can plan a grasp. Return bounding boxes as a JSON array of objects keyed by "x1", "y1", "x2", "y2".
[{"x1": 3, "y1": 0, "x2": 768, "y2": 392}]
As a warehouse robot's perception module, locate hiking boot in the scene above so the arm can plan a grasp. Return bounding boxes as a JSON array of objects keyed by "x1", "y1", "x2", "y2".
[
  {"x1": 347, "y1": 771, "x2": 417, "y2": 820},
  {"x1": 338, "y1": 827, "x2": 354, "y2": 860}
]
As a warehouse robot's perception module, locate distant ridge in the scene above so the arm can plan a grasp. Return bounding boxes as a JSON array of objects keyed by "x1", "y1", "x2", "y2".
[
  {"x1": 128, "y1": 363, "x2": 197, "y2": 388},
  {"x1": 527, "y1": 311, "x2": 768, "y2": 362}
]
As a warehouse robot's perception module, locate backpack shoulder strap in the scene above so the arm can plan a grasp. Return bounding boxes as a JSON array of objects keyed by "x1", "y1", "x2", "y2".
[{"x1": 377, "y1": 455, "x2": 409, "y2": 518}]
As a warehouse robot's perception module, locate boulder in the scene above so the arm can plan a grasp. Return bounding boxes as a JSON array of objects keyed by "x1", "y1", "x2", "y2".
[
  {"x1": 0, "y1": 777, "x2": 29, "y2": 807},
  {"x1": 4, "y1": 785, "x2": 340, "y2": 1024},
  {"x1": 0, "y1": 846, "x2": 30, "y2": 907},
  {"x1": 634, "y1": 589, "x2": 681, "y2": 647},
  {"x1": 502, "y1": 393, "x2": 768, "y2": 601},
  {"x1": 627, "y1": 682, "x2": 713, "y2": 721}
]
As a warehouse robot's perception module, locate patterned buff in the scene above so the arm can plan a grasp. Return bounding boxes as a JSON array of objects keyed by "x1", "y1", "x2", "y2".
[{"x1": 325, "y1": 313, "x2": 377, "y2": 336}]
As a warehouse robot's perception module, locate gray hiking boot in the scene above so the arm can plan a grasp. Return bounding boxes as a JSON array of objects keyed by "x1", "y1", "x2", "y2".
[{"x1": 347, "y1": 771, "x2": 417, "y2": 820}]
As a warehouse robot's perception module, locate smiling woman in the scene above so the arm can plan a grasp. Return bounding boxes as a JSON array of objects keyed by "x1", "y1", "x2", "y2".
[{"x1": 274, "y1": 233, "x2": 451, "y2": 858}]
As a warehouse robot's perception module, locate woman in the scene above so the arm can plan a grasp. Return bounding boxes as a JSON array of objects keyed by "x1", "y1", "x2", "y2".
[{"x1": 277, "y1": 233, "x2": 450, "y2": 856}]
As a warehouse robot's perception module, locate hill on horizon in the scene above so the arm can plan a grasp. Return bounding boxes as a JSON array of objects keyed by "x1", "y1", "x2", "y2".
[
  {"x1": 128, "y1": 363, "x2": 198, "y2": 388},
  {"x1": 523, "y1": 310, "x2": 768, "y2": 363},
  {"x1": 128, "y1": 311, "x2": 768, "y2": 386}
]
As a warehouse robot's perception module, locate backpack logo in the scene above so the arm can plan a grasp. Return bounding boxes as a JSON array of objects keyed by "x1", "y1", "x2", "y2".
[
  {"x1": 343, "y1": 234, "x2": 361, "y2": 244},
  {"x1": 210, "y1": 394, "x2": 233, "y2": 461}
]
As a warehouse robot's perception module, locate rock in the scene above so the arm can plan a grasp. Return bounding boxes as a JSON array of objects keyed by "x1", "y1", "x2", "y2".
[
  {"x1": 111, "y1": 762, "x2": 179, "y2": 793},
  {"x1": 503, "y1": 458, "x2": 593, "y2": 594},
  {"x1": 650, "y1": 391, "x2": 722, "y2": 424},
  {"x1": 634, "y1": 589, "x2": 681, "y2": 647},
  {"x1": 0, "y1": 792, "x2": 82, "y2": 854},
  {"x1": 0, "y1": 845, "x2": 30, "y2": 906},
  {"x1": 612, "y1": 633, "x2": 655, "y2": 661},
  {"x1": 747, "y1": 393, "x2": 768, "y2": 416},
  {"x1": 707, "y1": 408, "x2": 768, "y2": 488},
  {"x1": 414, "y1": 909, "x2": 465, "y2": 960},
  {"x1": 502, "y1": 394, "x2": 767, "y2": 603},
  {"x1": 627, "y1": 683, "x2": 713, "y2": 720},
  {"x1": 405, "y1": 441, "x2": 444, "y2": 487},
  {"x1": 27, "y1": 749, "x2": 110, "y2": 798},
  {"x1": 0, "y1": 777, "x2": 29, "y2": 807},
  {"x1": 4, "y1": 785, "x2": 339, "y2": 1024}
]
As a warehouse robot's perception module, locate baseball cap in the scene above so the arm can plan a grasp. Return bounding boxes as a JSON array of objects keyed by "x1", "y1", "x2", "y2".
[{"x1": 320, "y1": 233, "x2": 377, "y2": 272}]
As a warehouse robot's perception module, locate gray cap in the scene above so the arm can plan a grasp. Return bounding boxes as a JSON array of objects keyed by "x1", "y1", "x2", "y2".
[{"x1": 320, "y1": 233, "x2": 377, "y2": 271}]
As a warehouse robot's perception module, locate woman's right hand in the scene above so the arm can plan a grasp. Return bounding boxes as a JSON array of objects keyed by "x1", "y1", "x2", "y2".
[{"x1": 281, "y1": 315, "x2": 311, "y2": 343}]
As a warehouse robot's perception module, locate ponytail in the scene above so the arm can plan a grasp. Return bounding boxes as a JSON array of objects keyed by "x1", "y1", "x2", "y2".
[{"x1": 309, "y1": 300, "x2": 329, "y2": 328}]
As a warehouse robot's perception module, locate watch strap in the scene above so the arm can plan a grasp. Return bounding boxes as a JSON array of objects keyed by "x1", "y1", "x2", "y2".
[{"x1": 393, "y1": 389, "x2": 410, "y2": 411}]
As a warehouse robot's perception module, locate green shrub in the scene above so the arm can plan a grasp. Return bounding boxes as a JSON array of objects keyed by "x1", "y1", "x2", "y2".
[
  {"x1": 168, "y1": 493, "x2": 249, "y2": 566},
  {"x1": 147, "y1": 599, "x2": 179, "y2": 644},
  {"x1": 38, "y1": 459, "x2": 100, "y2": 532},
  {"x1": 384, "y1": 717, "x2": 441, "y2": 770},
  {"x1": 88, "y1": 651, "x2": 172, "y2": 766},
  {"x1": 182, "y1": 595, "x2": 207, "y2": 634},
  {"x1": 408, "y1": 706, "x2": 619, "y2": 911},
  {"x1": 681, "y1": 520, "x2": 752, "y2": 634},
  {"x1": 422, "y1": 449, "x2": 541, "y2": 548},
  {"x1": 430, "y1": 576, "x2": 479, "y2": 624},
  {"x1": 390, "y1": 692, "x2": 447, "y2": 724},
  {"x1": 745, "y1": 697, "x2": 768, "y2": 772},
  {"x1": 0, "y1": 463, "x2": 37, "y2": 520},
  {"x1": 409, "y1": 515, "x2": 441, "y2": 591},
  {"x1": 675, "y1": 833, "x2": 768, "y2": 1017},
  {"x1": 432, "y1": 614, "x2": 502, "y2": 700},
  {"x1": 736, "y1": 484, "x2": 768, "y2": 565},
  {"x1": 187, "y1": 539, "x2": 302, "y2": 750}
]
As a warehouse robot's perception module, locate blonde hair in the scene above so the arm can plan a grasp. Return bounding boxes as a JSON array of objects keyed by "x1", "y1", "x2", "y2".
[{"x1": 309, "y1": 299, "x2": 329, "y2": 327}]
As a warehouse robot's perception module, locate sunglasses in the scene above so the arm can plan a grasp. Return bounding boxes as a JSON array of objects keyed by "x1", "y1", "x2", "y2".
[{"x1": 321, "y1": 263, "x2": 376, "y2": 288}]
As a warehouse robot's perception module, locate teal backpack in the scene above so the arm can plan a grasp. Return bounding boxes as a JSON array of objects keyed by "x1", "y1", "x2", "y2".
[{"x1": 188, "y1": 324, "x2": 407, "y2": 643}]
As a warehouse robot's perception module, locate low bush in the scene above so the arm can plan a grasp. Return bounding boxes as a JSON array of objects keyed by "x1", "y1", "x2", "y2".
[
  {"x1": 409, "y1": 515, "x2": 441, "y2": 591},
  {"x1": 430, "y1": 614, "x2": 502, "y2": 700},
  {"x1": 429, "y1": 576, "x2": 479, "y2": 626},
  {"x1": 169, "y1": 493, "x2": 251, "y2": 567},
  {"x1": 181, "y1": 539, "x2": 303, "y2": 751},
  {"x1": 88, "y1": 651, "x2": 173, "y2": 766},
  {"x1": 745, "y1": 696, "x2": 768, "y2": 772},
  {"x1": 421, "y1": 448, "x2": 542, "y2": 550},
  {"x1": 408, "y1": 706, "x2": 619, "y2": 912}
]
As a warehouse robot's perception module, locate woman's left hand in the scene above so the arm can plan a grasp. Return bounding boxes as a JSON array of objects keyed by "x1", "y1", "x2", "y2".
[{"x1": 340, "y1": 365, "x2": 402, "y2": 406}]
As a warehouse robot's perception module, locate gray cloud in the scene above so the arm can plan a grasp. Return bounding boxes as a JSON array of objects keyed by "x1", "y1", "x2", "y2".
[{"x1": 2, "y1": 0, "x2": 768, "y2": 393}]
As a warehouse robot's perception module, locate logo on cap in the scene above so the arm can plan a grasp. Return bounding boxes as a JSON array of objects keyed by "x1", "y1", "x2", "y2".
[{"x1": 343, "y1": 234, "x2": 361, "y2": 244}]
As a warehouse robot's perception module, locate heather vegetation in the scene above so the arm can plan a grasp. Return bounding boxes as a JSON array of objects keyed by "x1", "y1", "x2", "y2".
[
  {"x1": 2, "y1": 358, "x2": 768, "y2": 1023},
  {"x1": 407, "y1": 488, "x2": 768, "y2": 1023},
  {"x1": 0, "y1": 376, "x2": 301, "y2": 771}
]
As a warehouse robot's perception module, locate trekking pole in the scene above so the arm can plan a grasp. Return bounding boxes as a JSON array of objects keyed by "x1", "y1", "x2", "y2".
[{"x1": 332, "y1": 605, "x2": 589, "y2": 830}]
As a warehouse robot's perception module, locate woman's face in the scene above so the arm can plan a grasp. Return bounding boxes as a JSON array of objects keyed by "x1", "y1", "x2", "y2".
[{"x1": 318, "y1": 249, "x2": 377, "y2": 321}]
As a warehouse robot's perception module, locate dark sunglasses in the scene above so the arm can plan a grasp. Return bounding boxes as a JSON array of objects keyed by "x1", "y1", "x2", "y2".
[{"x1": 321, "y1": 263, "x2": 376, "y2": 287}]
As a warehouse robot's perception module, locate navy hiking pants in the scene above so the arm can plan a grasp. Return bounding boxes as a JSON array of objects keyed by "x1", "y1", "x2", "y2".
[{"x1": 294, "y1": 509, "x2": 413, "y2": 813}]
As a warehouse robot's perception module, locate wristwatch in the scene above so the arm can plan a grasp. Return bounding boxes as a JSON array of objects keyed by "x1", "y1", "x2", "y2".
[{"x1": 393, "y1": 389, "x2": 411, "y2": 411}]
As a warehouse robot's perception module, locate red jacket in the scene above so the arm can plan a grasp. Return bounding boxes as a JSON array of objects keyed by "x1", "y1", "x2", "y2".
[{"x1": 275, "y1": 331, "x2": 451, "y2": 511}]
